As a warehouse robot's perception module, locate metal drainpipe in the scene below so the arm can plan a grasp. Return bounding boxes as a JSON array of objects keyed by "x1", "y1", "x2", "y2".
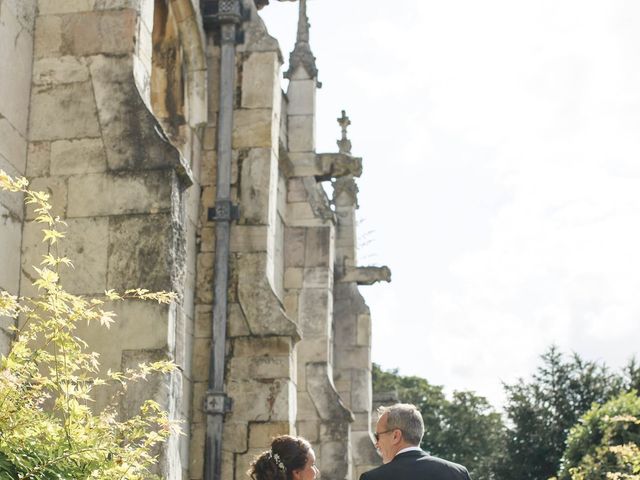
[{"x1": 202, "y1": 1, "x2": 243, "y2": 480}]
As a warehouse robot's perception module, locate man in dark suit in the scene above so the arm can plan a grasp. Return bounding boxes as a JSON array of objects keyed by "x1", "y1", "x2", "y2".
[{"x1": 360, "y1": 403, "x2": 472, "y2": 480}]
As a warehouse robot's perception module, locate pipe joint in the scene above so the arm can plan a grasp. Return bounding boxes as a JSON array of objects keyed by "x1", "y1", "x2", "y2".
[
  {"x1": 205, "y1": 390, "x2": 233, "y2": 415},
  {"x1": 208, "y1": 200, "x2": 240, "y2": 222}
]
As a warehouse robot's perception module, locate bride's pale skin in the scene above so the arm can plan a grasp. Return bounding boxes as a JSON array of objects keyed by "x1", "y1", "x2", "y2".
[{"x1": 293, "y1": 450, "x2": 319, "y2": 480}]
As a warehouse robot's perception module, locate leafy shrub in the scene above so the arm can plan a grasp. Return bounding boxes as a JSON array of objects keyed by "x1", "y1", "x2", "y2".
[
  {"x1": 558, "y1": 391, "x2": 640, "y2": 480},
  {"x1": 0, "y1": 170, "x2": 178, "y2": 479}
]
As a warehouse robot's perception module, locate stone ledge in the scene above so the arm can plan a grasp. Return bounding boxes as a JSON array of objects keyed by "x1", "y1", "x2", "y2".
[{"x1": 337, "y1": 266, "x2": 392, "y2": 286}]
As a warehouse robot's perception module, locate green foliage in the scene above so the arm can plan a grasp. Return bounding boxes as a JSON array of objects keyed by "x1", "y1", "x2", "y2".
[
  {"x1": 497, "y1": 346, "x2": 627, "y2": 480},
  {"x1": 372, "y1": 364, "x2": 506, "y2": 480},
  {"x1": 0, "y1": 170, "x2": 179, "y2": 479},
  {"x1": 558, "y1": 391, "x2": 640, "y2": 480}
]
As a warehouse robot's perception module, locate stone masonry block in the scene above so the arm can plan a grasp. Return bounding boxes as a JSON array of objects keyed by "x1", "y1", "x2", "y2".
[
  {"x1": 84, "y1": 300, "x2": 170, "y2": 353},
  {"x1": 287, "y1": 115, "x2": 314, "y2": 153},
  {"x1": 335, "y1": 346, "x2": 371, "y2": 371},
  {"x1": 50, "y1": 138, "x2": 107, "y2": 175},
  {"x1": 303, "y1": 267, "x2": 331, "y2": 289},
  {"x1": 67, "y1": 170, "x2": 173, "y2": 217},
  {"x1": 226, "y1": 378, "x2": 294, "y2": 422},
  {"x1": 248, "y1": 422, "x2": 292, "y2": 449},
  {"x1": 286, "y1": 79, "x2": 316, "y2": 116},
  {"x1": 304, "y1": 227, "x2": 333, "y2": 268},
  {"x1": 200, "y1": 149, "x2": 216, "y2": 187},
  {"x1": 0, "y1": 208, "x2": 22, "y2": 295},
  {"x1": 241, "y1": 51, "x2": 280, "y2": 110},
  {"x1": 107, "y1": 213, "x2": 172, "y2": 292},
  {"x1": 230, "y1": 225, "x2": 268, "y2": 253},
  {"x1": 0, "y1": 120, "x2": 27, "y2": 174},
  {"x1": 228, "y1": 303, "x2": 251, "y2": 337},
  {"x1": 283, "y1": 292, "x2": 298, "y2": 319},
  {"x1": 228, "y1": 355, "x2": 293, "y2": 381},
  {"x1": 195, "y1": 252, "x2": 214, "y2": 304},
  {"x1": 297, "y1": 420, "x2": 320, "y2": 443},
  {"x1": 240, "y1": 148, "x2": 276, "y2": 225},
  {"x1": 29, "y1": 82, "x2": 101, "y2": 141},
  {"x1": 119, "y1": 348, "x2": 168, "y2": 419},
  {"x1": 191, "y1": 337, "x2": 210, "y2": 382},
  {"x1": 33, "y1": 56, "x2": 90, "y2": 85},
  {"x1": 61, "y1": 10, "x2": 136, "y2": 56},
  {"x1": 27, "y1": 142, "x2": 51, "y2": 177},
  {"x1": 233, "y1": 336, "x2": 292, "y2": 358},
  {"x1": 297, "y1": 391, "x2": 320, "y2": 420},
  {"x1": 0, "y1": 5, "x2": 33, "y2": 136},
  {"x1": 284, "y1": 268, "x2": 303, "y2": 289},
  {"x1": 223, "y1": 421, "x2": 249, "y2": 453},
  {"x1": 191, "y1": 381, "x2": 207, "y2": 425},
  {"x1": 194, "y1": 305, "x2": 212, "y2": 339},
  {"x1": 286, "y1": 202, "x2": 319, "y2": 226},
  {"x1": 284, "y1": 227, "x2": 305, "y2": 268},
  {"x1": 189, "y1": 421, "x2": 205, "y2": 479},
  {"x1": 298, "y1": 288, "x2": 331, "y2": 337},
  {"x1": 233, "y1": 109, "x2": 273, "y2": 149},
  {"x1": 38, "y1": 0, "x2": 96, "y2": 14},
  {"x1": 26, "y1": 175, "x2": 67, "y2": 219},
  {"x1": 34, "y1": 15, "x2": 62, "y2": 58},
  {"x1": 357, "y1": 313, "x2": 371, "y2": 347},
  {"x1": 287, "y1": 178, "x2": 307, "y2": 203},
  {"x1": 296, "y1": 337, "x2": 329, "y2": 368},
  {"x1": 56, "y1": 217, "x2": 109, "y2": 294},
  {"x1": 350, "y1": 369, "x2": 373, "y2": 414}
]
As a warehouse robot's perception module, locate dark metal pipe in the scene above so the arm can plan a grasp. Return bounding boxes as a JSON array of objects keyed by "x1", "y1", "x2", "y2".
[{"x1": 202, "y1": 2, "x2": 242, "y2": 480}]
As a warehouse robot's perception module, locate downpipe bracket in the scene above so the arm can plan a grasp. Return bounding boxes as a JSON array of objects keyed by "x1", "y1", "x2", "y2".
[
  {"x1": 208, "y1": 200, "x2": 240, "y2": 222},
  {"x1": 204, "y1": 391, "x2": 233, "y2": 415}
]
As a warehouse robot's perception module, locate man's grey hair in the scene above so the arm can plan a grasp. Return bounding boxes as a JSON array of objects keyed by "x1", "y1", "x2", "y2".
[{"x1": 378, "y1": 403, "x2": 424, "y2": 445}]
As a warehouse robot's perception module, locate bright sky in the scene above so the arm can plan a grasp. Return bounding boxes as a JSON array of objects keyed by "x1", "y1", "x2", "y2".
[{"x1": 261, "y1": 0, "x2": 640, "y2": 407}]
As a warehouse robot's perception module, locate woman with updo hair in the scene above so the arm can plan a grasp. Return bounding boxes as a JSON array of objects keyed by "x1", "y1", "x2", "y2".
[{"x1": 248, "y1": 435, "x2": 319, "y2": 480}]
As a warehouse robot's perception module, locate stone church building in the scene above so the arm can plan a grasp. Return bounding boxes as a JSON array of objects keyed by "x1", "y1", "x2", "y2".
[{"x1": 0, "y1": 0, "x2": 390, "y2": 478}]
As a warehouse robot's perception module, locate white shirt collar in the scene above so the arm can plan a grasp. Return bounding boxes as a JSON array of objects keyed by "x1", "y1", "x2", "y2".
[{"x1": 395, "y1": 446, "x2": 422, "y2": 457}]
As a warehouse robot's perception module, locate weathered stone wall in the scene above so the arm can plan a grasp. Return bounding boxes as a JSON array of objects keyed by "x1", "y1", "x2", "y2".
[
  {"x1": 14, "y1": 1, "x2": 207, "y2": 478},
  {"x1": 0, "y1": 0, "x2": 37, "y2": 353}
]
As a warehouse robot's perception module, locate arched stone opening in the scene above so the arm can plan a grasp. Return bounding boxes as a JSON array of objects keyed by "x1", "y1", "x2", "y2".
[{"x1": 152, "y1": 0, "x2": 186, "y2": 144}]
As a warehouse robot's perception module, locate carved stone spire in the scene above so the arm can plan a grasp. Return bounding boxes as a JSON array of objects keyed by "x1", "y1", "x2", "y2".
[
  {"x1": 337, "y1": 110, "x2": 352, "y2": 154},
  {"x1": 284, "y1": 0, "x2": 320, "y2": 85}
]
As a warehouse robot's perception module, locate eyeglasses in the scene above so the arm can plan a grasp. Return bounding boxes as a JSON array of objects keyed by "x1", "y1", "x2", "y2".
[{"x1": 374, "y1": 429, "x2": 397, "y2": 441}]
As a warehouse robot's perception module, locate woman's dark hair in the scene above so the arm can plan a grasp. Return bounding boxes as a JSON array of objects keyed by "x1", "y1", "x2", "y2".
[{"x1": 248, "y1": 435, "x2": 312, "y2": 480}]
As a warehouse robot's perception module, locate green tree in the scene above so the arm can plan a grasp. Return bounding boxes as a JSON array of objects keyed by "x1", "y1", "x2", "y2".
[
  {"x1": 558, "y1": 391, "x2": 640, "y2": 480},
  {"x1": 372, "y1": 364, "x2": 506, "y2": 480},
  {"x1": 0, "y1": 170, "x2": 178, "y2": 479},
  {"x1": 497, "y1": 346, "x2": 622, "y2": 480}
]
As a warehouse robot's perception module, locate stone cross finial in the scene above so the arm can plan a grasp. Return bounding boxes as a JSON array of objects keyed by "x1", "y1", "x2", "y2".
[{"x1": 337, "y1": 110, "x2": 352, "y2": 154}]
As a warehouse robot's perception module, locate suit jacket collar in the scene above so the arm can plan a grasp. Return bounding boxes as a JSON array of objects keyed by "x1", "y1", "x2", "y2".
[{"x1": 393, "y1": 449, "x2": 427, "y2": 461}]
